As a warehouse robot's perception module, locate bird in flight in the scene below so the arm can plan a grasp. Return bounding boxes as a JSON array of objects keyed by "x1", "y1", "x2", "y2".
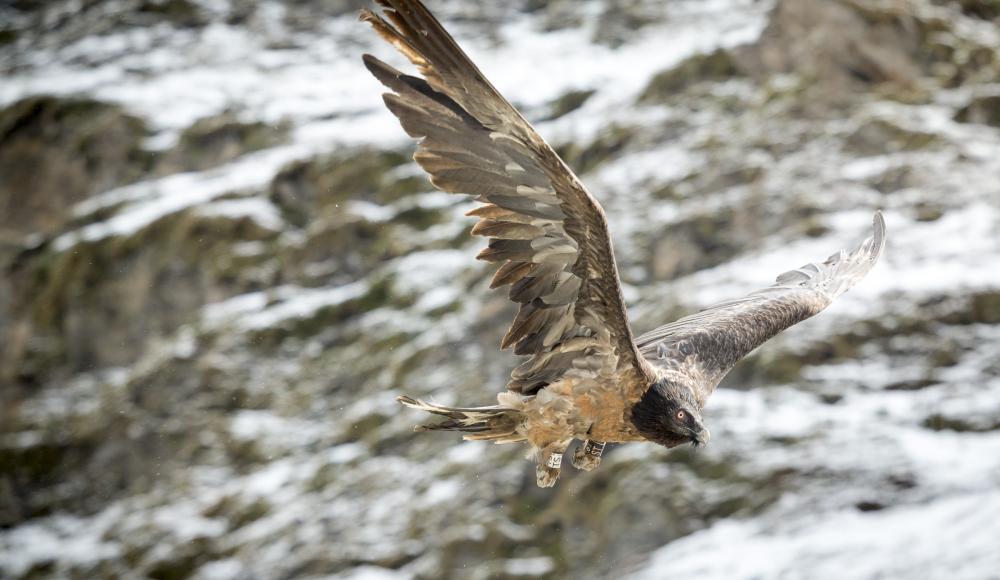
[{"x1": 361, "y1": 0, "x2": 886, "y2": 487}]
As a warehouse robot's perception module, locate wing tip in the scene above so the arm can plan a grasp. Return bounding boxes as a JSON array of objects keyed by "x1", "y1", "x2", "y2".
[
  {"x1": 868, "y1": 209, "x2": 887, "y2": 262},
  {"x1": 873, "y1": 208, "x2": 885, "y2": 236},
  {"x1": 360, "y1": 52, "x2": 378, "y2": 70}
]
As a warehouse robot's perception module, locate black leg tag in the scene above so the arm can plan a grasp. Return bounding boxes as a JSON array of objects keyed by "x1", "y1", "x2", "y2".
[{"x1": 584, "y1": 440, "x2": 606, "y2": 457}]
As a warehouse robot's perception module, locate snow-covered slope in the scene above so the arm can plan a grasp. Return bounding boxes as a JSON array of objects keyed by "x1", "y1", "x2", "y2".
[{"x1": 1, "y1": 0, "x2": 999, "y2": 578}]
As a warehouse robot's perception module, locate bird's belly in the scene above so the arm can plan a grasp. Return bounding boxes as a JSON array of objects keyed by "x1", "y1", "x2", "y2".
[{"x1": 523, "y1": 378, "x2": 643, "y2": 445}]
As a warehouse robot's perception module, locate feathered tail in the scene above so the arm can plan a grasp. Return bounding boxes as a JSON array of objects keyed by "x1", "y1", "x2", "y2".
[{"x1": 396, "y1": 396, "x2": 526, "y2": 443}]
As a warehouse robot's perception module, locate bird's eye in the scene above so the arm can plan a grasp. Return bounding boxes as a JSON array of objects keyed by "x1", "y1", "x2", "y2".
[{"x1": 676, "y1": 410, "x2": 686, "y2": 421}]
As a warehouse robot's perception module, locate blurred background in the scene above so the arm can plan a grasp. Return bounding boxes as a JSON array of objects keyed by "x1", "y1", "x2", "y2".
[{"x1": 1, "y1": 0, "x2": 999, "y2": 578}]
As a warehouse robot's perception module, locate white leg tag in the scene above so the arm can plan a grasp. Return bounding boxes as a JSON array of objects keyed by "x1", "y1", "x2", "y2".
[{"x1": 546, "y1": 452, "x2": 563, "y2": 469}]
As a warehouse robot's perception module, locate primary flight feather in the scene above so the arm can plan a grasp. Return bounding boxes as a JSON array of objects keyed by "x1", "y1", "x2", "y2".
[{"x1": 361, "y1": 0, "x2": 886, "y2": 487}]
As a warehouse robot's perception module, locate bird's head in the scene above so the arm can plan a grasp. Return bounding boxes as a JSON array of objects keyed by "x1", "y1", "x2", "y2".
[{"x1": 630, "y1": 378, "x2": 710, "y2": 449}]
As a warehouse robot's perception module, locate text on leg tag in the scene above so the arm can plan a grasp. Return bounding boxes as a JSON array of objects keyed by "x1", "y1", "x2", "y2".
[{"x1": 546, "y1": 453, "x2": 563, "y2": 469}]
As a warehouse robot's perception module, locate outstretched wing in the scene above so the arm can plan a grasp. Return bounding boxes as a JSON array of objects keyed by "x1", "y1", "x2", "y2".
[
  {"x1": 361, "y1": 0, "x2": 653, "y2": 396},
  {"x1": 637, "y1": 212, "x2": 886, "y2": 404}
]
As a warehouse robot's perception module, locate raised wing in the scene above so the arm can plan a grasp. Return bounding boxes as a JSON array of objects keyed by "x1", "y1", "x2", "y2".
[
  {"x1": 361, "y1": 0, "x2": 653, "y2": 396},
  {"x1": 637, "y1": 212, "x2": 886, "y2": 404}
]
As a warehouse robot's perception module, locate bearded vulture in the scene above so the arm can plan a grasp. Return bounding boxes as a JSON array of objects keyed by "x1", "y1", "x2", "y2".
[{"x1": 361, "y1": 0, "x2": 886, "y2": 487}]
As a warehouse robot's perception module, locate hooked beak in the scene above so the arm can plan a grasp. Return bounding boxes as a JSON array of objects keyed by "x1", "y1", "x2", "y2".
[{"x1": 691, "y1": 426, "x2": 711, "y2": 448}]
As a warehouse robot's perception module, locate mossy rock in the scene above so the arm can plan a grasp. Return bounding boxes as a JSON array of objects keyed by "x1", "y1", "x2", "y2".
[
  {"x1": 842, "y1": 118, "x2": 939, "y2": 156},
  {"x1": 26, "y1": 209, "x2": 275, "y2": 329},
  {"x1": 247, "y1": 275, "x2": 403, "y2": 347},
  {"x1": 269, "y1": 148, "x2": 424, "y2": 227},
  {"x1": 0, "y1": 441, "x2": 84, "y2": 486},
  {"x1": 0, "y1": 409, "x2": 144, "y2": 527},
  {"x1": 647, "y1": 209, "x2": 742, "y2": 280},
  {"x1": 743, "y1": 0, "x2": 963, "y2": 101},
  {"x1": 284, "y1": 218, "x2": 403, "y2": 284},
  {"x1": 868, "y1": 164, "x2": 915, "y2": 194},
  {"x1": 540, "y1": 89, "x2": 595, "y2": 122},
  {"x1": 725, "y1": 349, "x2": 808, "y2": 387},
  {"x1": 797, "y1": 215, "x2": 831, "y2": 238},
  {"x1": 555, "y1": 124, "x2": 635, "y2": 175},
  {"x1": 955, "y1": 95, "x2": 1000, "y2": 128},
  {"x1": 923, "y1": 413, "x2": 1000, "y2": 433},
  {"x1": 160, "y1": 113, "x2": 288, "y2": 173},
  {"x1": 955, "y1": 0, "x2": 1000, "y2": 21},
  {"x1": 203, "y1": 495, "x2": 271, "y2": 531},
  {"x1": 665, "y1": 450, "x2": 796, "y2": 517},
  {"x1": 690, "y1": 164, "x2": 765, "y2": 196},
  {"x1": 0, "y1": 95, "x2": 152, "y2": 238},
  {"x1": 592, "y1": 0, "x2": 661, "y2": 48},
  {"x1": 0, "y1": 28, "x2": 18, "y2": 45},
  {"x1": 644, "y1": 201, "x2": 796, "y2": 281},
  {"x1": 0, "y1": 440, "x2": 93, "y2": 525},
  {"x1": 9, "y1": 209, "x2": 278, "y2": 381},
  {"x1": 394, "y1": 205, "x2": 447, "y2": 230},
  {"x1": 941, "y1": 292, "x2": 1000, "y2": 325},
  {"x1": 884, "y1": 379, "x2": 938, "y2": 391},
  {"x1": 639, "y1": 49, "x2": 742, "y2": 103},
  {"x1": 524, "y1": 450, "x2": 792, "y2": 579},
  {"x1": 145, "y1": 536, "x2": 215, "y2": 580},
  {"x1": 724, "y1": 324, "x2": 869, "y2": 387},
  {"x1": 136, "y1": 0, "x2": 207, "y2": 28}
]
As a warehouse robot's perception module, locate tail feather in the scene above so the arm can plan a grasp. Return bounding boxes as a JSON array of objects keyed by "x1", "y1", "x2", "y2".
[{"x1": 397, "y1": 395, "x2": 526, "y2": 443}]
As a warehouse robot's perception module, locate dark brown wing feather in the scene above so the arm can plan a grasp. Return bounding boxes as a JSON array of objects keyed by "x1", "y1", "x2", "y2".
[
  {"x1": 637, "y1": 212, "x2": 886, "y2": 405},
  {"x1": 361, "y1": 0, "x2": 652, "y2": 395}
]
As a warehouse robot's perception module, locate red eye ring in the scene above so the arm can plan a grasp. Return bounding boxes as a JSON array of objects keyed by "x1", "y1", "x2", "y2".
[{"x1": 676, "y1": 410, "x2": 686, "y2": 420}]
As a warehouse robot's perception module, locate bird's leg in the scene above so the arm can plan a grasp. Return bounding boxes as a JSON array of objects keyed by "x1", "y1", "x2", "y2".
[
  {"x1": 536, "y1": 440, "x2": 571, "y2": 487},
  {"x1": 572, "y1": 439, "x2": 606, "y2": 471}
]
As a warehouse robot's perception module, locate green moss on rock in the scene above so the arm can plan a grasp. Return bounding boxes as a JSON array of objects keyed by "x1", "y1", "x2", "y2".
[
  {"x1": 137, "y1": 0, "x2": 206, "y2": 28},
  {"x1": 145, "y1": 536, "x2": 215, "y2": 580},
  {"x1": 541, "y1": 89, "x2": 596, "y2": 121},
  {"x1": 923, "y1": 413, "x2": 1000, "y2": 433},
  {"x1": 9, "y1": 208, "x2": 279, "y2": 381},
  {"x1": 955, "y1": 0, "x2": 1000, "y2": 21},
  {"x1": 639, "y1": 49, "x2": 741, "y2": 103},
  {"x1": 843, "y1": 118, "x2": 939, "y2": 156},
  {"x1": 270, "y1": 148, "x2": 423, "y2": 227},
  {"x1": 885, "y1": 379, "x2": 938, "y2": 391},
  {"x1": 955, "y1": 95, "x2": 1000, "y2": 127},
  {"x1": 646, "y1": 205, "x2": 780, "y2": 281},
  {"x1": 0, "y1": 407, "x2": 144, "y2": 527},
  {"x1": 941, "y1": 292, "x2": 1000, "y2": 325},
  {"x1": 394, "y1": 205, "x2": 446, "y2": 230},
  {"x1": 160, "y1": 113, "x2": 287, "y2": 173},
  {"x1": 248, "y1": 276, "x2": 405, "y2": 347},
  {"x1": 204, "y1": 495, "x2": 271, "y2": 531},
  {"x1": 0, "y1": 96, "x2": 152, "y2": 238},
  {"x1": 555, "y1": 124, "x2": 635, "y2": 175},
  {"x1": 869, "y1": 164, "x2": 915, "y2": 194},
  {"x1": 286, "y1": 217, "x2": 402, "y2": 285},
  {"x1": 0, "y1": 28, "x2": 18, "y2": 45}
]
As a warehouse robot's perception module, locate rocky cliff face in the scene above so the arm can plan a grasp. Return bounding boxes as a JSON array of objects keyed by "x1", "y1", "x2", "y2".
[{"x1": 1, "y1": 1, "x2": 999, "y2": 578}]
